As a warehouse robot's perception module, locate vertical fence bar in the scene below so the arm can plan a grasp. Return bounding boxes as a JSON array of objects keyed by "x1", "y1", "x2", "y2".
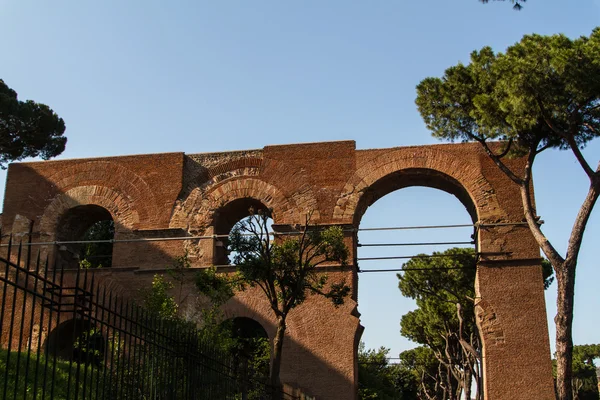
[
  {"x1": 138, "y1": 307, "x2": 149, "y2": 399},
  {"x1": 0, "y1": 236, "x2": 10, "y2": 340},
  {"x1": 43, "y1": 257, "x2": 61, "y2": 399},
  {"x1": 14, "y1": 241, "x2": 34, "y2": 400},
  {"x1": 159, "y1": 316, "x2": 169, "y2": 399},
  {"x1": 81, "y1": 271, "x2": 95, "y2": 400},
  {"x1": 130, "y1": 304, "x2": 142, "y2": 400},
  {"x1": 94, "y1": 286, "x2": 107, "y2": 400},
  {"x1": 3, "y1": 242, "x2": 23, "y2": 400},
  {"x1": 22, "y1": 251, "x2": 42, "y2": 399},
  {"x1": 66, "y1": 265, "x2": 83, "y2": 400},
  {"x1": 73, "y1": 268, "x2": 89, "y2": 400},
  {"x1": 116, "y1": 299, "x2": 127, "y2": 400},
  {"x1": 0, "y1": 237, "x2": 13, "y2": 398},
  {"x1": 125, "y1": 301, "x2": 136, "y2": 399},
  {"x1": 169, "y1": 321, "x2": 178, "y2": 399},
  {"x1": 32, "y1": 254, "x2": 50, "y2": 399},
  {"x1": 149, "y1": 311, "x2": 160, "y2": 400},
  {"x1": 103, "y1": 291, "x2": 117, "y2": 400}
]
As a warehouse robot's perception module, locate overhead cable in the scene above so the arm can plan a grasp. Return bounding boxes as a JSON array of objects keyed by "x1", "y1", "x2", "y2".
[{"x1": 0, "y1": 221, "x2": 527, "y2": 247}]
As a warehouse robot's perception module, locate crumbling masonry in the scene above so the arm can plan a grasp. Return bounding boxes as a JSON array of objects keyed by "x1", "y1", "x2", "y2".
[{"x1": 1, "y1": 140, "x2": 555, "y2": 399}]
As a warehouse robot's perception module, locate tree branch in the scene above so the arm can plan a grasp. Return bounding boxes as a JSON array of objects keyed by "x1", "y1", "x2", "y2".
[
  {"x1": 497, "y1": 138, "x2": 514, "y2": 159},
  {"x1": 565, "y1": 179, "x2": 600, "y2": 267},
  {"x1": 565, "y1": 130, "x2": 595, "y2": 180},
  {"x1": 519, "y1": 149, "x2": 565, "y2": 267},
  {"x1": 472, "y1": 135, "x2": 524, "y2": 185}
]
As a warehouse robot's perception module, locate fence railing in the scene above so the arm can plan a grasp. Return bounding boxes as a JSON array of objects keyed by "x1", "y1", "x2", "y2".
[{"x1": 0, "y1": 238, "x2": 297, "y2": 400}]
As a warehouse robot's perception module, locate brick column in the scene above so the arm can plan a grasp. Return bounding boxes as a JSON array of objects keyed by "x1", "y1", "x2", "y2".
[{"x1": 475, "y1": 260, "x2": 555, "y2": 399}]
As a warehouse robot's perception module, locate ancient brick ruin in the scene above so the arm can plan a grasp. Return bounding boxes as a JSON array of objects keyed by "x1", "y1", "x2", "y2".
[{"x1": 1, "y1": 140, "x2": 555, "y2": 399}]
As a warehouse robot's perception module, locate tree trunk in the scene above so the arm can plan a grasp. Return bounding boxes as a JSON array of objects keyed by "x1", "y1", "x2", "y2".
[
  {"x1": 464, "y1": 368, "x2": 472, "y2": 400},
  {"x1": 270, "y1": 315, "x2": 286, "y2": 400},
  {"x1": 555, "y1": 264, "x2": 576, "y2": 400}
]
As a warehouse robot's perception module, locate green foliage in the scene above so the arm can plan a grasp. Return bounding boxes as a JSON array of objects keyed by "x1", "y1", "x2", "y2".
[
  {"x1": 196, "y1": 266, "x2": 235, "y2": 306},
  {"x1": 247, "y1": 336, "x2": 270, "y2": 379},
  {"x1": 542, "y1": 258, "x2": 555, "y2": 289},
  {"x1": 398, "y1": 346, "x2": 441, "y2": 399},
  {"x1": 228, "y1": 209, "x2": 350, "y2": 315},
  {"x1": 416, "y1": 28, "x2": 600, "y2": 156},
  {"x1": 233, "y1": 336, "x2": 271, "y2": 400},
  {"x1": 226, "y1": 208, "x2": 350, "y2": 393},
  {"x1": 79, "y1": 219, "x2": 114, "y2": 268},
  {"x1": 0, "y1": 348, "x2": 99, "y2": 399},
  {"x1": 0, "y1": 79, "x2": 67, "y2": 168},
  {"x1": 552, "y1": 344, "x2": 600, "y2": 400},
  {"x1": 568, "y1": 344, "x2": 600, "y2": 400},
  {"x1": 358, "y1": 343, "x2": 418, "y2": 400},
  {"x1": 416, "y1": 29, "x2": 600, "y2": 399},
  {"x1": 139, "y1": 274, "x2": 179, "y2": 320},
  {"x1": 398, "y1": 248, "x2": 477, "y2": 348},
  {"x1": 397, "y1": 249, "x2": 553, "y2": 399},
  {"x1": 398, "y1": 248, "x2": 480, "y2": 399}
]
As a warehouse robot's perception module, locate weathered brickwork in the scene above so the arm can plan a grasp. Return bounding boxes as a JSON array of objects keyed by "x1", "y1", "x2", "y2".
[{"x1": 1, "y1": 141, "x2": 555, "y2": 399}]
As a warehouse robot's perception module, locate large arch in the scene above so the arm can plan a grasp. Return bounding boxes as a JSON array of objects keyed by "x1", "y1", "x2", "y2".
[
  {"x1": 334, "y1": 146, "x2": 503, "y2": 227},
  {"x1": 335, "y1": 145, "x2": 554, "y2": 400}
]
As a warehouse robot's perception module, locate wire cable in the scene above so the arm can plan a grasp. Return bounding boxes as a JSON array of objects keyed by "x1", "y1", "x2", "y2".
[
  {"x1": 0, "y1": 221, "x2": 528, "y2": 247},
  {"x1": 358, "y1": 241, "x2": 474, "y2": 247}
]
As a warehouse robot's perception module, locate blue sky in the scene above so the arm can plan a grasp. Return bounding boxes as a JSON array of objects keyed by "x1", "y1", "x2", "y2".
[{"x1": 1, "y1": 0, "x2": 598, "y2": 359}]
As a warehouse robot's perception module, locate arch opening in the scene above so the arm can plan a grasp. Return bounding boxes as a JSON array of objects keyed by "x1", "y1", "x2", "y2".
[
  {"x1": 226, "y1": 317, "x2": 271, "y2": 398},
  {"x1": 56, "y1": 205, "x2": 115, "y2": 269},
  {"x1": 213, "y1": 198, "x2": 273, "y2": 265},
  {"x1": 355, "y1": 180, "x2": 478, "y2": 398},
  {"x1": 353, "y1": 168, "x2": 478, "y2": 227},
  {"x1": 44, "y1": 319, "x2": 105, "y2": 366}
]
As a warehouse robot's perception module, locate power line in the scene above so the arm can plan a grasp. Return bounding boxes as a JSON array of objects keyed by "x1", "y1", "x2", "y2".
[
  {"x1": 358, "y1": 241, "x2": 474, "y2": 247},
  {"x1": 359, "y1": 266, "x2": 477, "y2": 273},
  {"x1": 357, "y1": 223, "x2": 474, "y2": 231},
  {"x1": 357, "y1": 221, "x2": 528, "y2": 232},
  {"x1": 0, "y1": 221, "x2": 528, "y2": 247},
  {"x1": 358, "y1": 253, "x2": 478, "y2": 261}
]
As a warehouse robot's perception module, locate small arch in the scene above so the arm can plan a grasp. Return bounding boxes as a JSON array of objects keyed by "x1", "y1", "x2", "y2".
[
  {"x1": 226, "y1": 317, "x2": 271, "y2": 393},
  {"x1": 39, "y1": 185, "x2": 138, "y2": 237},
  {"x1": 213, "y1": 198, "x2": 272, "y2": 265},
  {"x1": 231, "y1": 317, "x2": 269, "y2": 343},
  {"x1": 171, "y1": 177, "x2": 297, "y2": 232},
  {"x1": 45, "y1": 318, "x2": 105, "y2": 365},
  {"x1": 46, "y1": 161, "x2": 159, "y2": 227},
  {"x1": 55, "y1": 204, "x2": 115, "y2": 269}
]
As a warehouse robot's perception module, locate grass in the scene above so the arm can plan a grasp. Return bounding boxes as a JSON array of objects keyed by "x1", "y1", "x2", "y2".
[{"x1": 0, "y1": 348, "x2": 102, "y2": 400}]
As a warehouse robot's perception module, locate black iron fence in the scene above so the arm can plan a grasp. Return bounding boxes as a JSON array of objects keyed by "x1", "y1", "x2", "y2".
[{"x1": 0, "y1": 238, "x2": 297, "y2": 400}]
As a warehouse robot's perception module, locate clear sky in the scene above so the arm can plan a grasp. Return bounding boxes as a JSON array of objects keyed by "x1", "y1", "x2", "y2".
[{"x1": 1, "y1": 0, "x2": 598, "y2": 359}]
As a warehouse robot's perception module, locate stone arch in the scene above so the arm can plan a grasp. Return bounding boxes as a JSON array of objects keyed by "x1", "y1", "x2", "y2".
[
  {"x1": 180, "y1": 156, "x2": 263, "y2": 200},
  {"x1": 39, "y1": 185, "x2": 139, "y2": 238},
  {"x1": 222, "y1": 293, "x2": 276, "y2": 342},
  {"x1": 207, "y1": 157, "x2": 263, "y2": 180},
  {"x1": 44, "y1": 318, "x2": 105, "y2": 364},
  {"x1": 334, "y1": 147, "x2": 503, "y2": 226},
  {"x1": 46, "y1": 161, "x2": 160, "y2": 228},
  {"x1": 170, "y1": 177, "x2": 302, "y2": 232}
]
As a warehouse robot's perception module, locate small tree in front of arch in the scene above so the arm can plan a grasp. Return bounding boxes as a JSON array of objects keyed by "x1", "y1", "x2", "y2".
[{"x1": 222, "y1": 207, "x2": 350, "y2": 398}]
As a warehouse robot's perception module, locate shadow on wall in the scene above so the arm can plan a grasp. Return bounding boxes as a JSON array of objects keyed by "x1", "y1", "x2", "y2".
[{"x1": 0, "y1": 163, "x2": 358, "y2": 400}]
